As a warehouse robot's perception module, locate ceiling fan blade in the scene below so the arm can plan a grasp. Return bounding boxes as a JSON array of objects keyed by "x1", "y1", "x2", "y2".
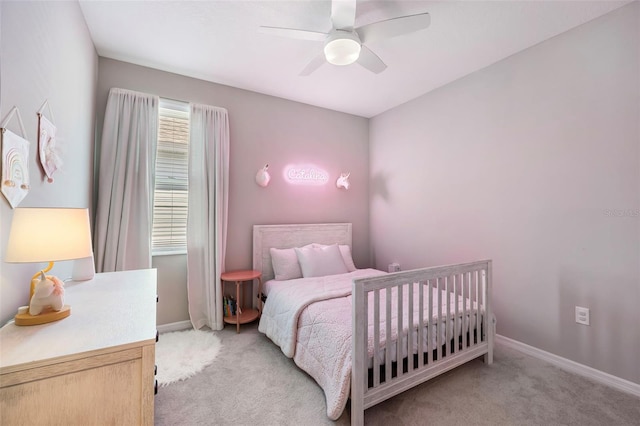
[
  {"x1": 357, "y1": 46, "x2": 387, "y2": 74},
  {"x1": 331, "y1": 0, "x2": 356, "y2": 30},
  {"x1": 356, "y1": 13, "x2": 430, "y2": 44},
  {"x1": 299, "y1": 53, "x2": 327, "y2": 76},
  {"x1": 259, "y1": 26, "x2": 327, "y2": 42},
  {"x1": 357, "y1": 45, "x2": 387, "y2": 74}
]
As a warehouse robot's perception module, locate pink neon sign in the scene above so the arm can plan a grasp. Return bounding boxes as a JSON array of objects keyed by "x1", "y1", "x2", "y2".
[{"x1": 284, "y1": 165, "x2": 329, "y2": 186}]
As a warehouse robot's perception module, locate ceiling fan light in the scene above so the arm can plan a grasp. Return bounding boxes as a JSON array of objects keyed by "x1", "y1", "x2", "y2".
[{"x1": 324, "y1": 35, "x2": 361, "y2": 66}]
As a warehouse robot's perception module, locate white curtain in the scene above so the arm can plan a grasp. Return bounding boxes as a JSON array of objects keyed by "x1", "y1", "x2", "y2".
[
  {"x1": 94, "y1": 88, "x2": 158, "y2": 272},
  {"x1": 187, "y1": 103, "x2": 229, "y2": 330}
]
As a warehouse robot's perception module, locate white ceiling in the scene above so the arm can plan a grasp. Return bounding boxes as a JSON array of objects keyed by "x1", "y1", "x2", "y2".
[{"x1": 79, "y1": 0, "x2": 629, "y2": 118}]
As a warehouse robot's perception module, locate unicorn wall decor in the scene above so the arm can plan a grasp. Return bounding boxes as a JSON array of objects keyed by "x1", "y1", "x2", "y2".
[
  {"x1": 255, "y1": 164, "x2": 271, "y2": 187},
  {"x1": 336, "y1": 172, "x2": 350, "y2": 190}
]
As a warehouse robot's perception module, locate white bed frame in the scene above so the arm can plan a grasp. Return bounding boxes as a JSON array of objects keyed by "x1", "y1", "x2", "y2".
[
  {"x1": 253, "y1": 223, "x2": 352, "y2": 282},
  {"x1": 253, "y1": 223, "x2": 493, "y2": 426}
]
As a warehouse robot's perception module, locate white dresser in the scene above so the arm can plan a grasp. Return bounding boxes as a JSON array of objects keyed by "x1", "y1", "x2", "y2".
[{"x1": 0, "y1": 269, "x2": 157, "y2": 425}]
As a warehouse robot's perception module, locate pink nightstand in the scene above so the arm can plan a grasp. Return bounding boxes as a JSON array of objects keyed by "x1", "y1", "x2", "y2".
[{"x1": 221, "y1": 269, "x2": 263, "y2": 333}]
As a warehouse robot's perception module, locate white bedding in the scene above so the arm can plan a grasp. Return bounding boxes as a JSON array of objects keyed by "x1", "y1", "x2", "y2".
[
  {"x1": 258, "y1": 269, "x2": 484, "y2": 420},
  {"x1": 259, "y1": 269, "x2": 384, "y2": 357},
  {"x1": 261, "y1": 278, "x2": 283, "y2": 297}
]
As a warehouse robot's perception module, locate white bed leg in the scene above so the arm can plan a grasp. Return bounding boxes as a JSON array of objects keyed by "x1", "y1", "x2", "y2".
[
  {"x1": 350, "y1": 404, "x2": 364, "y2": 426},
  {"x1": 484, "y1": 314, "x2": 496, "y2": 365}
]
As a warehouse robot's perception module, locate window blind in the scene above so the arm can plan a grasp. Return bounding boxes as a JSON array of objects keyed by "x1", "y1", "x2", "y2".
[{"x1": 152, "y1": 100, "x2": 190, "y2": 255}]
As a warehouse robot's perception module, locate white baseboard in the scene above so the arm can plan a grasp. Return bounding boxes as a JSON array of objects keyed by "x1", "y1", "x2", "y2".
[
  {"x1": 496, "y1": 334, "x2": 640, "y2": 398},
  {"x1": 157, "y1": 320, "x2": 192, "y2": 334}
]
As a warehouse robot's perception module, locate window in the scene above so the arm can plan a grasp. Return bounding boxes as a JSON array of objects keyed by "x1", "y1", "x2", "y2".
[{"x1": 152, "y1": 99, "x2": 190, "y2": 255}]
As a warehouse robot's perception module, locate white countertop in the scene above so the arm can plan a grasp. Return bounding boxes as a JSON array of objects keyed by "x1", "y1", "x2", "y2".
[{"x1": 0, "y1": 269, "x2": 157, "y2": 369}]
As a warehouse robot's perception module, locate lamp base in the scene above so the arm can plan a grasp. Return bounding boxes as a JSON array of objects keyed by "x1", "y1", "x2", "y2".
[
  {"x1": 72, "y1": 254, "x2": 95, "y2": 281},
  {"x1": 14, "y1": 305, "x2": 71, "y2": 326}
]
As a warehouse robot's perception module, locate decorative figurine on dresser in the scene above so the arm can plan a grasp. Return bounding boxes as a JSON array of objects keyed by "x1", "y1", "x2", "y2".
[{"x1": 27, "y1": 271, "x2": 65, "y2": 315}]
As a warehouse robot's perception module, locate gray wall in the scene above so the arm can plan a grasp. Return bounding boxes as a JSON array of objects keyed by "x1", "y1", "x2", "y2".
[
  {"x1": 0, "y1": 1, "x2": 98, "y2": 325},
  {"x1": 96, "y1": 58, "x2": 370, "y2": 325},
  {"x1": 369, "y1": 4, "x2": 639, "y2": 384}
]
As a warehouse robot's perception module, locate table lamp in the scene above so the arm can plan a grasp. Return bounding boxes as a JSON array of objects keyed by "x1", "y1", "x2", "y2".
[{"x1": 5, "y1": 207, "x2": 93, "y2": 326}]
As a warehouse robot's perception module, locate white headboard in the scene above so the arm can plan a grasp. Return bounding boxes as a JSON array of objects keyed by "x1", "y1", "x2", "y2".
[{"x1": 252, "y1": 223, "x2": 353, "y2": 282}]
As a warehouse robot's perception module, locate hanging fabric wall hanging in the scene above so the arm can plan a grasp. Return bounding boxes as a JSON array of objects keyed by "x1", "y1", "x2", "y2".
[
  {"x1": 37, "y1": 100, "x2": 61, "y2": 183},
  {"x1": 1, "y1": 106, "x2": 31, "y2": 208}
]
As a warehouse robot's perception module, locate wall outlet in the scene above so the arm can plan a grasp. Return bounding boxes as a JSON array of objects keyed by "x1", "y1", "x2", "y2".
[
  {"x1": 388, "y1": 263, "x2": 400, "y2": 273},
  {"x1": 575, "y1": 306, "x2": 590, "y2": 325}
]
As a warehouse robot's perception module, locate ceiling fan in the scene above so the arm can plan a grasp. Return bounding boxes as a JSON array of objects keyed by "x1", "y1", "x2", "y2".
[{"x1": 259, "y1": 0, "x2": 430, "y2": 76}]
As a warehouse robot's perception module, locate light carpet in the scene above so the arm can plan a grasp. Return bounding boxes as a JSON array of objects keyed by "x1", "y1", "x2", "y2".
[
  {"x1": 156, "y1": 329, "x2": 222, "y2": 386},
  {"x1": 155, "y1": 323, "x2": 640, "y2": 425}
]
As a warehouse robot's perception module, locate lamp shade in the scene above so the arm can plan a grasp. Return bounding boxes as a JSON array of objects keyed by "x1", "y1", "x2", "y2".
[{"x1": 5, "y1": 208, "x2": 93, "y2": 263}]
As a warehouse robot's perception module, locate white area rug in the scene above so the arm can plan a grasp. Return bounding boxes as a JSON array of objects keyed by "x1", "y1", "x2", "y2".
[{"x1": 156, "y1": 329, "x2": 222, "y2": 386}]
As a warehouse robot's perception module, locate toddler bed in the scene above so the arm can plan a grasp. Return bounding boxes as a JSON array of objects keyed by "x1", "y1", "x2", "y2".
[{"x1": 253, "y1": 223, "x2": 493, "y2": 426}]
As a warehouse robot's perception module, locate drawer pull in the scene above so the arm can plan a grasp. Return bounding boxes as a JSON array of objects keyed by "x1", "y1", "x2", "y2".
[
  {"x1": 154, "y1": 364, "x2": 157, "y2": 376},
  {"x1": 156, "y1": 330, "x2": 159, "y2": 342},
  {"x1": 154, "y1": 379, "x2": 158, "y2": 395}
]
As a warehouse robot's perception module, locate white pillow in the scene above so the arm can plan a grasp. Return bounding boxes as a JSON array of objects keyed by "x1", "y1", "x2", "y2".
[
  {"x1": 270, "y1": 248, "x2": 303, "y2": 280},
  {"x1": 311, "y1": 243, "x2": 357, "y2": 272},
  {"x1": 295, "y1": 244, "x2": 349, "y2": 278}
]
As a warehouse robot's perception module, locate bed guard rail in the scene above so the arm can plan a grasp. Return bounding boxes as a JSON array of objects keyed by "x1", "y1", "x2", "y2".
[{"x1": 351, "y1": 259, "x2": 493, "y2": 426}]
